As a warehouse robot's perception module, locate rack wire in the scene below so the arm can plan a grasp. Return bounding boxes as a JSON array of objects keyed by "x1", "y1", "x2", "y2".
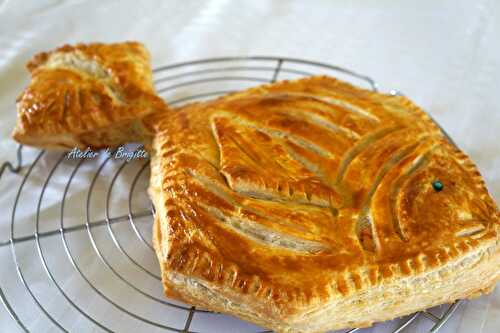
[{"x1": 0, "y1": 57, "x2": 462, "y2": 333}]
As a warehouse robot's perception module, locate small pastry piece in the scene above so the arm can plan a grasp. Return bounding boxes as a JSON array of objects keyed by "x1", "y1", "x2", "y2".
[
  {"x1": 148, "y1": 76, "x2": 500, "y2": 333},
  {"x1": 12, "y1": 41, "x2": 167, "y2": 149}
]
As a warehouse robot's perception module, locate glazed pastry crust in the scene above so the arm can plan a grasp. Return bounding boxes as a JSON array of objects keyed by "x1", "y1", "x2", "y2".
[
  {"x1": 12, "y1": 41, "x2": 167, "y2": 149},
  {"x1": 148, "y1": 76, "x2": 500, "y2": 333}
]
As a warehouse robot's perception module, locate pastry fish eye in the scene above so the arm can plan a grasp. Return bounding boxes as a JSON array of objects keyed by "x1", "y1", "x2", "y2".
[{"x1": 432, "y1": 180, "x2": 444, "y2": 192}]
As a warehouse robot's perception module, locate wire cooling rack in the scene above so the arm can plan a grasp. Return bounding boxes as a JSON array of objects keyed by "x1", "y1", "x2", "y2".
[{"x1": 0, "y1": 57, "x2": 462, "y2": 333}]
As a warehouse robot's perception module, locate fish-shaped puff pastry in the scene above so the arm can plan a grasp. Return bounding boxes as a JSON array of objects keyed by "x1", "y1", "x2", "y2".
[
  {"x1": 12, "y1": 43, "x2": 500, "y2": 333},
  {"x1": 12, "y1": 41, "x2": 167, "y2": 149},
  {"x1": 146, "y1": 77, "x2": 500, "y2": 333}
]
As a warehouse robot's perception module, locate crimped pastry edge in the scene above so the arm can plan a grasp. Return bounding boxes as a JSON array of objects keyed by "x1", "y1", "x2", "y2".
[{"x1": 157, "y1": 230, "x2": 499, "y2": 333}]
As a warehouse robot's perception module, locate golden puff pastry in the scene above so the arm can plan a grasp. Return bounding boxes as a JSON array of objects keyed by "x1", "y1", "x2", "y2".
[
  {"x1": 147, "y1": 76, "x2": 500, "y2": 333},
  {"x1": 11, "y1": 43, "x2": 500, "y2": 332},
  {"x1": 12, "y1": 41, "x2": 168, "y2": 149}
]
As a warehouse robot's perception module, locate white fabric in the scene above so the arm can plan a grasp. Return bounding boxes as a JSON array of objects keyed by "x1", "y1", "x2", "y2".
[{"x1": 0, "y1": 1, "x2": 499, "y2": 332}]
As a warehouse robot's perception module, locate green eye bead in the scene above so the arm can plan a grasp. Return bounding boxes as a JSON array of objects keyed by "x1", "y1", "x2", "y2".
[{"x1": 432, "y1": 180, "x2": 444, "y2": 192}]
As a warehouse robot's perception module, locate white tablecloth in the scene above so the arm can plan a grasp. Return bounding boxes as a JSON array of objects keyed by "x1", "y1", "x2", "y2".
[{"x1": 0, "y1": 1, "x2": 499, "y2": 332}]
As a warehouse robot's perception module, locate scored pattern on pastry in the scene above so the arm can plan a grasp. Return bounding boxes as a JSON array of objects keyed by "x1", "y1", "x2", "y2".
[
  {"x1": 335, "y1": 126, "x2": 402, "y2": 183},
  {"x1": 212, "y1": 110, "x2": 446, "y2": 251},
  {"x1": 388, "y1": 147, "x2": 434, "y2": 241},
  {"x1": 186, "y1": 168, "x2": 329, "y2": 254},
  {"x1": 209, "y1": 108, "x2": 434, "y2": 253}
]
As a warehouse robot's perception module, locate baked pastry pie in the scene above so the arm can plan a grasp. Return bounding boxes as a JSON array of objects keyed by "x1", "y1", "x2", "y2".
[
  {"x1": 11, "y1": 43, "x2": 500, "y2": 333},
  {"x1": 147, "y1": 76, "x2": 500, "y2": 333},
  {"x1": 12, "y1": 41, "x2": 167, "y2": 149}
]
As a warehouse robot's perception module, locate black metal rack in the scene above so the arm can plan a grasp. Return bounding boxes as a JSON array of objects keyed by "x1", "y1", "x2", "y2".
[{"x1": 0, "y1": 57, "x2": 461, "y2": 333}]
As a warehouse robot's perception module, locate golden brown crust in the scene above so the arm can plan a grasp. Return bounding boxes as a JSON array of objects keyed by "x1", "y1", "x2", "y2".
[
  {"x1": 149, "y1": 75, "x2": 500, "y2": 332},
  {"x1": 11, "y1": 43, "x2": 500, "y2": 332},
  {"x1": 12, "y1": 41, "x2": 168, "y2": 149}
]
